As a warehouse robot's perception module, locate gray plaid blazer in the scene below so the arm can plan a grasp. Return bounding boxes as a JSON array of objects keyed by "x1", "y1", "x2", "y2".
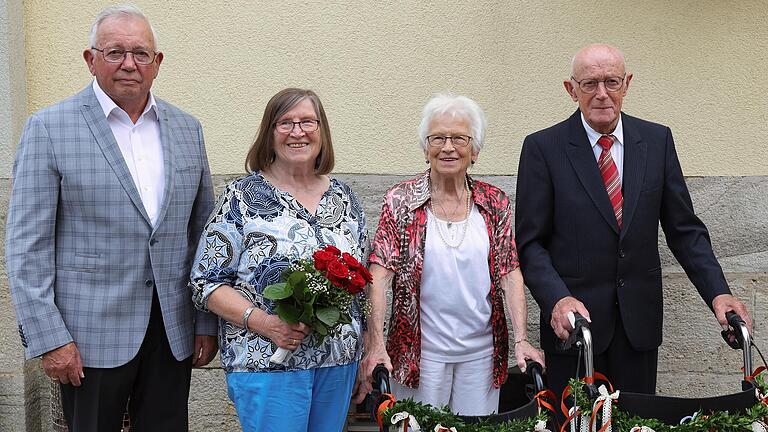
[{"x1": 6, "y1": 85, "x2": 217, "y2": 367}]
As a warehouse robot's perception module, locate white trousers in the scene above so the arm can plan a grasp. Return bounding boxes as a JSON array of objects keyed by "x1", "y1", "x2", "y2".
[{"x1": 392, "y1": 355, "x2": 500, "y2": 416}]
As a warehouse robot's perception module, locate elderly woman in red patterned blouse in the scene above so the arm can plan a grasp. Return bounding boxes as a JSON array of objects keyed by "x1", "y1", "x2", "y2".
[{"x1": 353, "y1": 94, "x2": 545, "y2": 415}]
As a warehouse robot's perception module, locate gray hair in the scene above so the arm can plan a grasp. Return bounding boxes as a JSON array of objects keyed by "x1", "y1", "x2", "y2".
[
  {"x1": 417, "y1": 93, "x2": 487, "y2": 153},
  {"x1": 88, "y1": 4, "x2": 159, "y2": 50}
]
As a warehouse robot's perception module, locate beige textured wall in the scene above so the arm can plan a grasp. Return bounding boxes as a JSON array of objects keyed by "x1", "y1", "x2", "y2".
[{"x1": 21, "y1": 0, "x2": 768, "y2": 176}]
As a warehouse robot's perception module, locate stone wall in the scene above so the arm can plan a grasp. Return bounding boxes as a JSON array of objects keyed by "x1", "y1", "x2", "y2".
[{"x1": 4, "y1": 174, "x2": 763, "y2": 430}]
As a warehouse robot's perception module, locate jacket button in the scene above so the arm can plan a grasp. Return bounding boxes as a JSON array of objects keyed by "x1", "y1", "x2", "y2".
[
  {"x1": 618, "y1": 278, "x2": 625, "y2": 288},
  {"x1": 619, "y1": 249, "x2": 625, "y2": 258},
  {"x1": 150, "y1": 239, "x2": 158, "y2": 246},
  {"x1": 145, "y1": 279, "x2": 154, "y2": 288}
]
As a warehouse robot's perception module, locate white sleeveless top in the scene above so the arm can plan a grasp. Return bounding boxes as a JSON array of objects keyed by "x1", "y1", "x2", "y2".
[{"x1": 420, "y1": 204, "x2": 493, "y2": 362}]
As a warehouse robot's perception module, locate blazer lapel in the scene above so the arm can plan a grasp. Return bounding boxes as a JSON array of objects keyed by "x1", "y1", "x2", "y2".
[
  {"x1": 80, "y1": 87, "x2": 152, "y2": 225},
  {"x1": 618, "y1": 115, "x2": 647, "y2": 239},
  {"x1": 564, "y1": 111, "x2": 620, "y2": 234},
  {"x1": 153, "y1": 100, "x2": 175, "y2": 232}
]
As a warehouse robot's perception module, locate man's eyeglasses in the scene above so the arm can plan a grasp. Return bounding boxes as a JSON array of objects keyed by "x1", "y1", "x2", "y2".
[
  {"x1": 426, "y1": 135, "x2": 472, "y2": 148},
  {"x1": 91, "y1": 47, "x2": 157, "y2": 65},
  {"x1": 571, "y1": 74, "x2": 626, "y2": 93},
  {"x1": 274, "y1": 120, "x2": 320, "y2": 134}
]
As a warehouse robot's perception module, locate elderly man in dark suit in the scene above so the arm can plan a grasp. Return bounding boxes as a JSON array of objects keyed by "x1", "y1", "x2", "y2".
[
  {"x1": 514, "y1": 43, "x2": 751, "y2": 397},
  {"x1": 6, "y1": 5, "x2": 217, "y2": 431}
]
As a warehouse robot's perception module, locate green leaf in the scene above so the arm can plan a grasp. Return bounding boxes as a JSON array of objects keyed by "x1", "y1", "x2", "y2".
[
  {"x1": 275, "y1": 303, "x2": 301, "y2": 324},
  {"x1": 263, "y1": 282, "x2": 292, "y2": 300},
  {"x1": 288, "y1": 271, "x2": 306, "y2": 287},
  {"x1": 337, "y1": 313, "x2": 352, "y2": 324},
  {"x1": 316, "y1": 306, "x2": 340, "y2": 327},
  {"x1": 299, "y1": 303, "x2": 314, "y2": 323},
  {"x1": 312, "y1": 320, "x2": 328, "y2": 335},
  {"x1": 292, "y1": 283, "x2": 305, "y2": 302}
]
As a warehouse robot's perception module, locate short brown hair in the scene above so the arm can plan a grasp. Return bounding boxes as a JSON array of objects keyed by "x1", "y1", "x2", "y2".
[{"x1": 244, "y1": 88, "x2": 335, "y2": 175}]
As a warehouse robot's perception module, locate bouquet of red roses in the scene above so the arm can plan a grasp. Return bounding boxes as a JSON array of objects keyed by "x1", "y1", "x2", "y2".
[{"x1": 263, "y1": 245, "x2": 372, "y2": 364}]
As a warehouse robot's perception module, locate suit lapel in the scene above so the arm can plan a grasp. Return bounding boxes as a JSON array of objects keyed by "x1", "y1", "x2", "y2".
[
  {"x1": 153, "y1": 100, "x2": 175, "y2": 233},
  {"x1": 618, "y1": 115, "x2": 647, "y2": 239},
  {"x1": 564, "y1": 111, "x2": 620, "y2": 234},
  {"x1": 80, "y1": 87, "x2": 152, "y2": 225}
]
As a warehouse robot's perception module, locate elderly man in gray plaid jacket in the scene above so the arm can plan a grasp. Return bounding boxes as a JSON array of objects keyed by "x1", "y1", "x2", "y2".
[{"x1": 5, "y1": 5, "x2": 217, "y2": 431}]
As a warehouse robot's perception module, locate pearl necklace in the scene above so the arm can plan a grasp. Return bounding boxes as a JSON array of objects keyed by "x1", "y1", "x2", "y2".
[{"x1": 429, "y1": 177, "x2": 471, "y2": 249}]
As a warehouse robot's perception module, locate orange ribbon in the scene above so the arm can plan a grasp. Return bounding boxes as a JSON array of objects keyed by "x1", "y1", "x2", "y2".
[
  {"x1": 534, "y1": 389, "x2": 558, "y2": 414},
  {"x1": 559, "y1": 372, "x2": 615, "y2": 432},
  {"x1": 375, "y1": 393, "x2": 396, "y2": 430}
]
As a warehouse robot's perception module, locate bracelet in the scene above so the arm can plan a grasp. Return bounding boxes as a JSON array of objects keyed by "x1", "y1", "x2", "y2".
[
  {"x1": 513, "y1": 338, "x2": 528, "y2": 346},
  {"x1": 242, "y1": 306, "x2": 255, "y2": 333}
]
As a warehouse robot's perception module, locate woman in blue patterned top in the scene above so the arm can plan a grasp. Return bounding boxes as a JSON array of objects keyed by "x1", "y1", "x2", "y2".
[{"x1": 190, "y1": 88, "x2": 367, "y2": 432}]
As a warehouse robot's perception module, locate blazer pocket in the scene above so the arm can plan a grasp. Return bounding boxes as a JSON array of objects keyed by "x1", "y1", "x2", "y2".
[
  {"x1": 175, "y1": 163, "x2": 197, "y2": 173},
  {"x1": 57, "y1": 252, "x2": 105, "y2": 272}
]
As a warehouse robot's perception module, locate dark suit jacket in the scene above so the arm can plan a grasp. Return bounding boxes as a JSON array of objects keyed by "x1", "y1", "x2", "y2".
[{"x1": 515, "y1": 110, "x2": 730, "y2": 354}]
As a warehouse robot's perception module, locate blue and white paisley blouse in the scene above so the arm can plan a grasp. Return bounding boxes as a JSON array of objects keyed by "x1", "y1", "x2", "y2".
[{"x1": 190, "y1": 171, "x2": 367, "y2": 372}]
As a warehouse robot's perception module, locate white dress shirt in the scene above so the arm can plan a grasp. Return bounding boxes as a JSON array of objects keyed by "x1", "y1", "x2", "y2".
[
  {"x1": 93, "y1": 80, "x2": 165, "y2": 226},
  {"x1": 581, "y1": 112, "x2": 625, "y2": 183}
]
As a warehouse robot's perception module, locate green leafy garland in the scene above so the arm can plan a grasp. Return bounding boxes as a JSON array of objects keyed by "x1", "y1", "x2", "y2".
[
  {"x1": 567, "y1": 377, "x2": 768, "y2": 432},
  {"x1": 382, "y1": 398, "x2": 547, "y2": 431},
  {"x1": 380, "y1": 373, "x2": 768, "y2": 431}
]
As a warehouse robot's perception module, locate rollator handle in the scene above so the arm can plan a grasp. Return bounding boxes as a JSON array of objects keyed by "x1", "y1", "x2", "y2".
[
  {"x1": 722, "y1": 311, "x2": 748, "y2": 349},
  {"x1": 558, "y1": 312, "x2": 590, "y2": 351},
  {"x1": 526, "y1": 360, "x2": 546, "y2": 394},
  {"x1": 722, "y1": 311, "x2": 753, "y2": 381},
  {"x1": 372, "y1": 363, "x2": 391, "y2": 394}
]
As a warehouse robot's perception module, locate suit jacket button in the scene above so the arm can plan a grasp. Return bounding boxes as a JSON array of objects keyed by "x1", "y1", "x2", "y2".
[
  {"x1": 618, "y1": 278, "x2": 625, "y2": 287},
  {"x1": 619, "y1": 249, "x2": 625, "y2": 258},
  {"x1": 145, "y1": 279, "x2": 154, "y2": 288}
]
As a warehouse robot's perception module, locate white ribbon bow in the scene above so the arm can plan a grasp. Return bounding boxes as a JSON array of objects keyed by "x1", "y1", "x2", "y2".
[
  {"x1": 568, "y1": 405, "x2": 590, "y2": 432},
  {"x1": 629, "y1": 427, "x2": 656, "y2": 432},
  {"x1": 590, "y1": 385, "x2": 619, "y2": 432},
  {"x1": 433, "y1": 426, "x2": 458, "y2": 432},
  {"x1": 391, "y1": 411, "x2": 421, "y2": 432},
  {"x1": 752, "y1": 421, "x2": 768, "y2": 432},
  {"x1": 534, "y1": 419, "x2": 552, "y2": 431}
]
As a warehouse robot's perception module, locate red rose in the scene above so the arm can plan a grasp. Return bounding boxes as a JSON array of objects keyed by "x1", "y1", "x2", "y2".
[
  {"x1": 326, "y1": 259, "x2": 349, "y2": 287},
  {"x1": 346, "y1": 272, "x2": 366, "y2": 294},
  {"x1": 359, "y1": 267, "x2": 373, "y2": 283},
  {"x1": 342, "y1": 253, "x2": 373, "y2": 283},
  {"x1": 313, "y1": 250, "x2": 335, "y2": 271},
  {"x1": 324, "y1": 245, "x2": 342, "y2": 256}
]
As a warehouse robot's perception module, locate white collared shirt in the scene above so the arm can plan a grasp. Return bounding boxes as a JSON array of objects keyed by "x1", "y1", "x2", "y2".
[
  {"x1": 92, "y1": 80, "x2": 165, "y2": 226},
  {"x1": 581, "y1": 112, "x2": 624, "y2": 183}
]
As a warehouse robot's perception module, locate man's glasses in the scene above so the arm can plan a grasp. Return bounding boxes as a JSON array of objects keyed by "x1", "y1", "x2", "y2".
[
  {"x1": 91, "y1": 47, "x2": 157, "y2": 65},
  {"x1": 274, "y1": 120, "x2": 320, "y2": 134},
  {"x1": 571, "y1": 74, "x2": 626, "y2": 93}
]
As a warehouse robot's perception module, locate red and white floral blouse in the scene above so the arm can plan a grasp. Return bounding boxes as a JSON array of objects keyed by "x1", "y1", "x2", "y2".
[{"x1": 369, "y1": 171, "x2": 519, "y2": 388}]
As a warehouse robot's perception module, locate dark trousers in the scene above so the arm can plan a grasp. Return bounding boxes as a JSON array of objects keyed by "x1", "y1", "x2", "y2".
[
  {"x1": 61, "y1": 292, "x2": 192, "y2": 432},
  {"x1": 545, "y1": 316, "x2": 658, "y2": 404}
]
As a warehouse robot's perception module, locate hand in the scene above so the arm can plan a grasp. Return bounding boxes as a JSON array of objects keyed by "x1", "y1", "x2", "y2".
[
  {"x1": 42, "y1": 342, "x2": 84, "y2": 386},
  {"x1": 712, "y1": 294, "x2": 753, "y2": 333},
  {"x1": 550, "y1": 296, "x2": 591, "y2": 340},
  {"x1": 352, "y1": 338, "x2": 392, "y2": 404},
  {"x1": 192, "y1": 335, "x2": 218, "y2": 367},
  {"x1": 260, "y1": 315, "x2": 310, "y2": 350},
  {"x1": 513, "y1": 340, "x2": 546, "y2": 372}
]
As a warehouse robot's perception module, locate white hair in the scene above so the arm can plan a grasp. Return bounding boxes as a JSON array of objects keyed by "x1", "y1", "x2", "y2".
[
  {"x1": 417, "y1": 93, "x2": 487, "y2": 153},
  {"x1": 88, "y1": 4, "x2": 158, "y2": 50}
]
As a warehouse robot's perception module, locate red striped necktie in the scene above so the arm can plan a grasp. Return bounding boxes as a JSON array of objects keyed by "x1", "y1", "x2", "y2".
[{"x1": 597, "y1": 134, "x2": 623, "y2": 229}]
